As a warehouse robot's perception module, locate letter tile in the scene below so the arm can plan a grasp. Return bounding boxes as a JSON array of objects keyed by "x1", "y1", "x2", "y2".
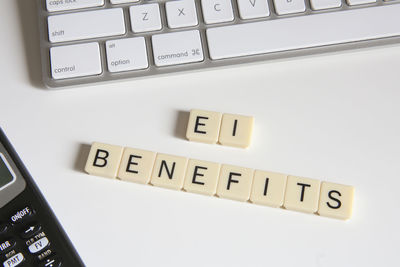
[
  {"x1": 117, "y1": 147, "x2": 156, "y2": 184},
  {"x1": 284, "y1": 176, "x2": 321, "y2": 213},
  {"x1": 183, "y1": 159, "x2": 221, "y2": 196},
  {"x1": 84, "y1": 142, "x2": 124, "y2": 179},
  {"x1": 150, "y1": 153, "x2": 188, "y2": 190},
  {"x1": 218, "y1": 113, "x2": 254, "y2": 148},
  {"x1": 318, "y1": 182, "x2": 354, "y2": 220},
  {"x1": 186, "y1": 109, "x2": 222, "y2": 144},
  {"x1": 216, "y1": 164, "x2": 254, "y2": 201},
  {"x1": 250, "y1": 170, "x2": 287, "y2": 207}
]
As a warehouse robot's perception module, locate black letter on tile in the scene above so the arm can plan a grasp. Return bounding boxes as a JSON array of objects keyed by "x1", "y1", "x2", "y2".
[
  {"x1": 263, "y1": 177, "x2": 270, "y2": 196},
  {"x1": 126, "y1": 155, "x2": 142, "y2": 174},
  {"x1": 194, "y1": 116, "x2": 208, "y2": 134},
  {"x1": 159, "y1": 160, "x2": 176, "y2": 179},
  {"x1": 192, "y1": 166, "x2": 207, "y2": 185},
  {"x1": 327, "y1": 190, "x2": 342, "y2": 209},
  {"x1": 93, "y1": 149, "x2": 109, "y2": 167},
  {"x1": 232, "y1": 119, "x2": 238, "y2": 136},
  {"x1": 227, "y1": 172, "x2": 241, "y2": 190},
  {"x1": 297, "y1": 183, "x2": 311, "y2": 202}
]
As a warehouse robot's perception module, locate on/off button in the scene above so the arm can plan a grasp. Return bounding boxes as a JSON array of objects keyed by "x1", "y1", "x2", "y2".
[{"x1": 10, "y1": 206, "x2": 34, "y2": 224}]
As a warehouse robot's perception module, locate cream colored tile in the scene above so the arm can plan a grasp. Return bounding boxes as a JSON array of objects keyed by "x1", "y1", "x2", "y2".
[
  {"x1": 318, "y1": 182, "x2": 354, "y2": 220},
  {"x1": 218, "y1": 113, "x2": 254, "y2": 148},
  {"x1": 216, "y1": 164, "x2": 254, "y2": 201},
  {"x1": 150, "y1": 153, "x2": 188, "y2": 190},
  {"x1": 284, "y1": 176, "x2": 321, "y2": 213},
  {"x1": 250, "y1": 170, "x2": 287, "y2": 207},
  {"x1": 183, "y1": 159, "x2": 221, "y2": 196},
  {"x1": 84, "y1": 142, "x2": 124, "y2": 179},
  {"x1": 186, "y1": 109, "x2": 222, "y2": 144},
  {"x1": 117, "y1": 147, "x2": 156, "y2": 184}
]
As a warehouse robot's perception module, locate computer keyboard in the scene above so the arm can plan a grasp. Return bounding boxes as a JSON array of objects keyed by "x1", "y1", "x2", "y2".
[{"x1": 37, "y1": 0, "x2": 400, "y2": 88}]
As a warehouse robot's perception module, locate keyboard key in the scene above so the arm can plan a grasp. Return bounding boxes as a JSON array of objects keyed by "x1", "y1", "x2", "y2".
[
  {"x1": 166, "y1": 0, "x2": 198, "y2": 28},
  {"x1": 152, "y1": 30, "x2": 204, "y2": 67},
  {"x1": 183, "y1": 159, "x2": 221, "y2": 196},
  {"x1": 105, "y1": 37, "x2": 148, "y2": 73},
  {"x1": 186, "y1": 109, "x2": 222, "y2": 144},
  {"x1": 318, "y1": 182, "x2": 354, "y2": 220},
  {"x1": 48, "y1": 8, "x2": 125, "y2": 43},
  {"x1": 310, "y1": 0, "x2": 341, "y2": 10},
  {"x1": 0, "y1": 223, "x2": 8, "y2": 235},
  {"x1": 20, "y1": 224, "x2": 42, "y2": 239},
  {"x1": 273, "y1": 0, "x2": 306, "y2": 15},
  {"x1": 218, "y1": 113, "x2": 254, "y2": 148},
  {"x1": 129, "y1": 3, "x2": 162, "y2": 33},
  {"x1": 284, "y1": 176, "x2": 321, "y2": 213},
  {"x1": 201, "y1": 0, "x2": 234, "y2": 24},
  {"x1": 237, "y1": 0, "x2": 270, "y2": 19},
  {"x1": 346, "y1": 0, "x2": 376, "y2": 5},
  {"x1": 250, "y1": 170, "x2": 287, "y2": 208},
  {"x1": 46, "y1": 0, "x2": 104, "y2": 12},
  {"x1": 10, "y1": 206, "x2": 34, "y2": 224},
  {"x1": 0, "y1": 239, "x2": 15, "y2": 254},
  {"x1": 110, "y1": 0, "x2": 139, "y2": 4},
  {"x1": 38, "y1": 256, "x2": 62, "y2": 267},
  {"x1": 28, "y1": 237, "x2": 49, "y2": 254},
  {"x1": 2, "y1": 252, "x2": 24, "y2": 267},
  {"x1": 216, "y1": 165, "x2": 254, "y2": 202},
  {"x1": 150, "y1": 154, "x2": 188, "y2": 190},
  {"x1": 50, "y1": 43, "x2": 102, "y2": 79},
  {"x1": 207, "y1": 6, "x2": 400, "y2": 60}
]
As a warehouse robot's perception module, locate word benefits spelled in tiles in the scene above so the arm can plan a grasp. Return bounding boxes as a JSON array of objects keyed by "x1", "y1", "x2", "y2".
[
  {"x1": 84, "y1": 142, "x2": 355, "y2": 220},
  {"x1": 186, "y1": 109, "x2": 254, "y2": 148}
]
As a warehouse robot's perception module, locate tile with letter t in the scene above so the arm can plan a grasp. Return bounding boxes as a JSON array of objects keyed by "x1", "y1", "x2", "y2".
[
  {"x1": 250, "y1": 170, "x2": 287, "y2": 208},
  {"x1": 183, "y1": 159, "x2": 221, "y2": 196},
  {"x1": 218, "y1": 113, "x2": 254, "y2": 148},
  {"x1": 318, "y1": 182, "x2": 354, "y2": 220},
  {"x1": 216, "y1": 164, "x2": 254, "y2": 201},
  {"x1": 186, "y1": 109, "x2": 222, "y2": 144},
  {"x1": 117, "y1": 147, "x2": 157, "y2": 184},
  {"x1": 150, "y1": 153, "x2": 188, "y2": 190},
  {"x1": 284, "y1": 176, "x2": 321, "y2": 213},
  {"x1": 84, "y1": 142, "x2": 124, "y2": 179}
]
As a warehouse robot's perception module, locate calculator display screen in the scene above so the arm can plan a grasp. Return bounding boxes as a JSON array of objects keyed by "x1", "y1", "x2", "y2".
[{"x1": 0, "y1": 154, "x2": 15, "y2": 189}]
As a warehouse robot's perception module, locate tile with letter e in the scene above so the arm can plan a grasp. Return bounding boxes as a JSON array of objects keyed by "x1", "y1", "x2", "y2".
[
  {"x1": 250, "y1": 170, "x2": 287, "y2": 208},
  {"x1": 284, "y1": 176, "x2": 321, "y2": 213},
  {"x1": 183, "y1": 159, "x2": 221, "y2": 196},
  {"x1": 218, "y1": 113, "x2": 254, "y2": 148},
  {"x1": 186, "y1": 109, "x2": 222, "y2": 144},
  {"x1": 117, "y1": 147, "x2": 156, "y2": 184},
  {"x1": 318, "y1": 182, "x2": 354, "y2": 220},
  {"x1": 150, "y1": 153, "x2": 188, "y2": 190},
  {"x1": 85, "y1": 142, "x2": 124, "y2": 179},
  {"x1": 216, "y1": 164, "x2": 254, "y2": 201}
]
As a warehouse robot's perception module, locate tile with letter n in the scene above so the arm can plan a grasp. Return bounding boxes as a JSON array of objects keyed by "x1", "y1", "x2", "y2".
[
  {"x1": 250, "y1": 170, "x2": 287, "y2": 208},
  {"x1": 216, "y1": 164, "x2": 254, "y2": 201},
  {"x1": 218, "y1": 113, "x2": 254, "y2": 148},
  {"x1": 183, "y1": 159, "x2": 221, "y2": 196},
  {"x1": 150, "y1": 153, "x2": 188, "y2": 190},
  {"x1": 84, "y1": 142, "x2": 124, "y2": 179},
  {"x1": 186, "y1": 109, "x2": 222, "y2": 144},
  {"x1": 284, "y1": 176, "x2": 321, "y2": 213},
  {"x1": 318, "y1": 182, "x2": 354, "y2": 220},
  {"x1": 117, "y1": 147, "x2": 156, "y2": 184}
]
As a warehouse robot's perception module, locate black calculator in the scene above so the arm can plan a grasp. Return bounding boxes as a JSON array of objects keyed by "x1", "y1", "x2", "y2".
[{"x1": 0, "y1": 129, "x2": 84, "y2": 266}]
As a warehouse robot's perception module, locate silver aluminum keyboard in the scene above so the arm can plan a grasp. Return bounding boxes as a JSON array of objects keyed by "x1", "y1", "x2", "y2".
[{"x1": 37, "y1": 0, "x2": 400, "y2": 88}]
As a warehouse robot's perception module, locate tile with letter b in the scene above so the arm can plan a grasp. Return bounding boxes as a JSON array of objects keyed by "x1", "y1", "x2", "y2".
[
  {"x1": 117, "y1": 147, "x2": 156, "y2": 184},
  {"x1": 284, "y1": 176, "x2": 321, "y2": 213},
  {"x1": 183, "y1": 159, "x2": 221, "y2": 196},
  {"x1": 150, "y1": 153, "x2": 188, "y2": 190},
  {"x1": 250, "y1": 170, "x2": 287, "y2": 208},
  {"x1": 318, "y1": 182, "x2": 354, "y2": 220},
  {"x1": 218, "y1": 113, "x2": 254, "y2": 148},
  {"x1": 84, "y1": 142, "x2": 124, "y2": 179},
  {"x1": 216, "y1": 164, "x2": 254, "y2": 201},
  {"x1": 186, "y1": 109, "x2": 222, "y2": 144}
]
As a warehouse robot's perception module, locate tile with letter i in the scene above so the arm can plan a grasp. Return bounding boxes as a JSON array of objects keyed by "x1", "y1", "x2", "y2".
[
  {"x1": 117, "y1": 147, "x2": 156, "y2": 184},
  {"x1": 84, "y1": 142, "x2": 124, "y2": 178},
  {"x1": 318, "y1": 182, "x2": 354, "y2": 220},
  {"x1": 186, "y1": 109, "x2": 222, "y2": 144},
  {"x1": 150, "y1": 153, "x2": 188, "y2": 190},
  {"x1": 216, "y1": 164, "x2": 254, "y2": 201},
  {"x1": 283, "y1": 176, "x2": 321, "y2": 213},
  {"x1": 250, "y1": 170, "x2": 287, "y2": 208},
  {"x1": 183, "y1": 159, "x2": 221, "y2": 196},
  {"x1": 218, "y1": 113, "x2": 254, "y2": 148}
]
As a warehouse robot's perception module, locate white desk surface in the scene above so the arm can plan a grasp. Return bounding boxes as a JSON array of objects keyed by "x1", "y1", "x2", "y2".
[{"x1": 2, "y1": 1, "x2": 400, "y2": 266}]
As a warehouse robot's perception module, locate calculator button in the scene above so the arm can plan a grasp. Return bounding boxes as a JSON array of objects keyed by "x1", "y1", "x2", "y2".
[
  {"x1": 38, "y1": 255, "x2": 62, "y2": 267},
  {"x1": 2, "y1": 252, "x2": 24, "y2": 267},
  {"x1": 20, "y1": 224, "x2": 42, "y2": 239},
  {"x1": 0, "y1": 224, "x2": 8, "y2": 235},
  {"x1": 0, "y1": 239, "x2": 15, "y2": 255},
  {"x1": 10, "y1": 207, "x2": 34, "y2": 224},
  {"x1": 28, "y1": 237, "x2": 49, "y2": 254}
]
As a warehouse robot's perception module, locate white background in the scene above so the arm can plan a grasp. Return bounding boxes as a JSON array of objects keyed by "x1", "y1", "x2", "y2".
[{"x1": 1, "y1": 0, "x2": 400, "y2": 266}]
